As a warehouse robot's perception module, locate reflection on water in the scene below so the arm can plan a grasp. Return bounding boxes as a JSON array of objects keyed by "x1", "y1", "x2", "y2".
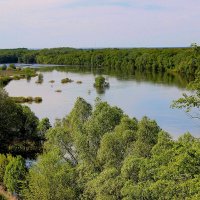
[
  {"x1": 5, "y1": 67, "x2": 199, "y2": 138},
  {"x1": 39, "y1": 66, "x2": 193, "y2": 88}
]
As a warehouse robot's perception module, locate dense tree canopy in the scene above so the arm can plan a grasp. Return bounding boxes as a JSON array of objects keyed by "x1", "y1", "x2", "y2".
[
  {"x1": 0, "y1": 47, "x2": 200, "y2": 76},
  {"x1": 23, "y1": 98, "x2": 200, "y2": 200},
  {"x1": 0, "y1": 88, "x2": 50, "y2": 157},
  {"x1": 4, "y1": 156, "x2": 26, "y2": 194}
]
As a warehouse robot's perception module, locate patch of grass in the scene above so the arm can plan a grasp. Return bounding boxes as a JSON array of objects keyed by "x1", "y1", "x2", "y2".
[
  {"x1": 13, "y1": 75, "x2": 21, "y2": 80},
  {"x1": 0, "y1": 68, "x2": 37, "y2": 86},
  {"x1": 0, "y1": 77, "x2": 12, "y2": 86},
  {"x1": 76, "y1": 81, "x2": 82, "y2": 84}
]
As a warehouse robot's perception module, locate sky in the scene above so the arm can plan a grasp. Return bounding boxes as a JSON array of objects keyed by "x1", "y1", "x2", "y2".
[{"x1": 0, "y1": 0, "x2": 200, "y2": 48}]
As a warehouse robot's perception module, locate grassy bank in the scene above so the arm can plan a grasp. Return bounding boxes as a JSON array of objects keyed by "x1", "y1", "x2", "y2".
[{"x1": 0, "y1": 68, "x2": 37, "y2": 86}]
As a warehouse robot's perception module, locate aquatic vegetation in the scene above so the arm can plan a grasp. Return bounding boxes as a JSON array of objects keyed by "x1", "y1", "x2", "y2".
[
  {"x1": 94, "y1": 75, "x2": 109, "y2": 88},
  {"x1": 49, "y1": 80, "x2": 55, "y2": 83},
  {"x1": 11, "y1": 96, "x2": 43, "y2": 103},
  {"x1": 35, "y1": 73, "x2": 44, "y2": 84},
  {"x1": 61, "y1": 78, "x2": 73, "y2": 84},
  {"x1": 55, "y1": 90, "x2": 62, "y2": 93}
]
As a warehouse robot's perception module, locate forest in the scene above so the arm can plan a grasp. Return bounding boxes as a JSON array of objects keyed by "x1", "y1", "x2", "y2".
[
  {"x1": 0, "y1": 45, "x2": 200, "y2": 199},
  {"x1": 0, "y1": 46, "x2": 200, "y2": 76}
]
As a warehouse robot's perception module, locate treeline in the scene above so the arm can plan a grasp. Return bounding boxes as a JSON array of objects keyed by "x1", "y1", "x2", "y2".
[{"x1": 0, "y1": 46, "x2": 200, "y2": 75}]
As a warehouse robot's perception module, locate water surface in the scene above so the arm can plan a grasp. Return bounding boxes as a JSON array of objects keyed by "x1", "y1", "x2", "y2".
[{"x1": 5, "y1": 68, "x2": 199, "y2": 138}]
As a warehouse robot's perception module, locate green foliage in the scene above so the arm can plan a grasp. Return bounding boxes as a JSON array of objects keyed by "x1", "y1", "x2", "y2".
[
  {"x1": 23, "y1": 150, "x2": 78, "y2": 200},
  {"x1": 0, "y1": 76, "x2": 12, "y2": 87},
  {"x1": 94, "y1": 76, "x2": 106, "y2": 88},
  {"x1": 22, "y1": 68, "x2": 37, "y2": 79},
  {"x1": 0, "y1": 89, "x2": 24, "y2": 153},
  {"x1": 133, "y1": 116, "x2": 161, "y2": 157},
  {"x1": 0, "y1": 88, "x2": 42, "y2": 157},
  {"x1": 45, "y1": 126, "x2": 78, "y2": 165},
  {"x1": 35, "y1": 73, "x2": 43, "y2": 84},
  {"x1": 61, "y1": 77, "x2": 73, "y2": 84},
  {"x1": 0, "y1": 47, "x2": 200, "y2": 76},
  {"x1": 34, "y1": 97, "x2": 42, "y2": 103},
  {"x1": 0, "y1": 154, "x2": 8, "y2": 183},
  {"x1": 8, "y1": 64, "x2": 16, "y2": 70},
  {"x1": 37, "y1": 118, "x2": 51, "y2": 138},
  {"x1": 0, "y1": 46, "x2": 200, "y2": 199},
  {"x1": 1, "y1": 64, "x2": 7, "y2": 70},
  {"x1": 4, "y1": 156, "x2": 26, "y2": 194},
  {"x1": 0, "y1": 195, "x2": 6, "y2": 200},
  {"x1": 171, "y1": 44, "x2": 200, "y2": 120},
  {"x1": 66, "y1": 97, "x2": 92, "y2": 132},
  {"x1": 171, "y1": 70, "x2": 200, "y2": 120},
  {"x1": 83, "y1": 167, "x2": 122, "y2": 200},
  {"x1": 10, "y1": 96, "x2": 43, "y2": 103},
  {"x1": 21, "y1": 98, "x2": 200, "y2": 199}
]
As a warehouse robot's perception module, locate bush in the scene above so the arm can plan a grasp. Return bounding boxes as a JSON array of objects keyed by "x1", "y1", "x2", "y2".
[
  {"x1": 22, "y1": 68, "x2": 37, "y2": 79},
  {"x1": 61, "y1": 78, "x2": 73, "y2": 84},
  {"x1": 35, "y1": 73, "x2": 43, "y2": 84},
  {"x1": 4, "y1": 156, "x2": 26, "y2": 194},
  {"x1": 8, "y1": 64, "x2": 16, "y2": 70},
  {"x1": 10, "y1": 96, "x2": 42, "y2": 103},
  {"x1": 0, "y1": 154, "x2": 8, "y2": 183},
  {"x1": 94, "y1": 76, "x2": 109, "y2": 88},
  {"x1": 0, "y1": 77, "x2": 12, "y2": 86},
  {"x1": 1, "y1": 64, "x2": 7, "y2": 70},
  {"x1": 34, "y1": 97, "x2": 42, "y2": 103},
  {"x1": 49, "y1": 80, "x2": 55, "y2": 83},
  {"x1": 13, "y1": 75, "x2": 20, "y2": 80}
]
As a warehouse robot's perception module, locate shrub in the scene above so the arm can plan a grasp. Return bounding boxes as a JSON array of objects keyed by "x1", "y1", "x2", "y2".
[
  {"x1": 35, "y1": 73, "x2": 43, "y2": 84},
  {"x1": 0, "y1": 154, "x2": 8, "y2": 183},
  {"x1": 61, "y1": 78, "x2": 73, "y2": 84},
  {"x1": 4, "y1": 156, "x2": 26, "y2": 194},
  {"x1": 0, "y1": 77, "x2": 12, "y2": 86},
  {"x1": 34, "y1": 97, "x2": 42, "y2": 103},
  {"x1": 1, "y1": 64, "x2": 7, "y2": 70},
  {"x1": 49, "y1": 80, "x2": 55, "y2": 83},
  {"x1": 94, "y1": 76, "x2": 109, "y2": 88},
  {"x1": 10, "y1": 96, "x2": 42, "y2": 103},
  {"x1": 13, "y1": 75, "x2": 21, "y2": 80},
  {"x1": 8, "y1": 64, "x2": 16, "y2": 70}
]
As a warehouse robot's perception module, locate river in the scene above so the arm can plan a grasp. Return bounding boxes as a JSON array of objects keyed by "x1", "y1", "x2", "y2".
[{"x1": 5, "y1": 67, "x2": 199, "y2": 138}]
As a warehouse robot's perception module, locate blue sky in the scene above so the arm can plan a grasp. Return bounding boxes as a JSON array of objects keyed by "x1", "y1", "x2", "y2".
[{"x1": 0, "y1": 0, "x2": 199, "y2": 48}]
